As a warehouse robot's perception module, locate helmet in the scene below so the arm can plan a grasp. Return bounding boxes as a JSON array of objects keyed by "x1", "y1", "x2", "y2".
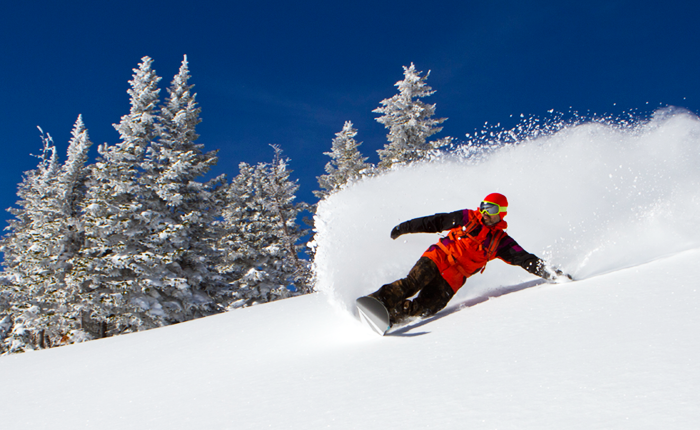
[{"x1": 481, "y1": 193, "x2": 508, "y2": 218}]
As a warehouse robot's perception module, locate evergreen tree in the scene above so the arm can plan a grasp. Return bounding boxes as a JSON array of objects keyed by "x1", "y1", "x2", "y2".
[
  {"x1": 0, "y1": 118, "x2": 93, "y2": 353},
  {"x1": 73, "y1": 56, "x2": 164, "y2": 335},
  {"x1": 373, "y1": 63, "x2": 452, "y2": 170},
  {"x1": 261, "y1": 145, "x2": 311, "y2": 295},
  {"x1": 0, "y1": 129, "x2": 59, "y2": 353},
  {"x1": 143, "y1": 54, "x2": 225, "y2": 318},
  {"x1": 218, "y1": 146, "x2": 310, "y2": 307},
  {"x1": 314, "y1": 121, "x2": 372, "y2": 199},
  {"x1": 217, "y1": 162, "x2": 268, "y2": 307},
  {"x1": 41, "y1": 116, "x2": 93, "y2": 344}
]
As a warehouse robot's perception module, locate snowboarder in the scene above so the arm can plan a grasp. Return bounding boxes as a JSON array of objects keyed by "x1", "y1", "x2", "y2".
[{"x1": 368, "y1": 193, "x2": 571, "y2": 325}]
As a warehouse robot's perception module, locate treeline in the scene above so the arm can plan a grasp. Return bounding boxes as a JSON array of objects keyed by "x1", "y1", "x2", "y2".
[{"x1": 0, "y1": 57, "x2": 449, "y2": 354}]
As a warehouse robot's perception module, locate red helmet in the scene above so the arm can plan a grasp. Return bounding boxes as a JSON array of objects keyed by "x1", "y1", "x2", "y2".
[{"x1": 481, "y1": 193, "x2": 508, "y2": 218}]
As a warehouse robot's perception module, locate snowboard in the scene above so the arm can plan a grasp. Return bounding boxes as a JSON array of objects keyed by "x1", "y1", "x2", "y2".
[{"x1": 356, "y1": 296, "x2": 392, "y2": 336}]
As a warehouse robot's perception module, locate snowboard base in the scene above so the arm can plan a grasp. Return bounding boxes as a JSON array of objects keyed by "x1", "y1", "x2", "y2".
[{"x1": 356, "y1": 296, "x2": 392, "y2": 336}]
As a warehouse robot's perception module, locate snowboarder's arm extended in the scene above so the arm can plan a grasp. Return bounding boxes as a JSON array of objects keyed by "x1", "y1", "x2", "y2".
[
  {"x1": 497, "y1": 236, "x2": 572, "y2": 281},
  {"x1": 390, "y1": 210, "x2": 465, "y2": 239}
]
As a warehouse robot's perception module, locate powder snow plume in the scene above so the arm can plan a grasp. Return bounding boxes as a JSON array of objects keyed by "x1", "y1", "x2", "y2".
[{"x1": 313, "y1": 107, "x2": 700, "y2": 313}]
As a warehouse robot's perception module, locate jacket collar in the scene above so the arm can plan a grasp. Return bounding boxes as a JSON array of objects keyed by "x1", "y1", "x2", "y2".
[{"x1": 476, "y1": 211, "x2": 508, "y2": 231}]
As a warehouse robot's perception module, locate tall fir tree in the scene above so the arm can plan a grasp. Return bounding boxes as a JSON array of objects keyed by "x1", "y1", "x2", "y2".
[
  {"x1": 373, "y1": 63, "x2": 452, "y2": 170},
  {"x1": 218, "y1": 146, "x2": 311, "y2": 307},
  {"x1": 262, "y1": 145, "x2": 311, "y2": 295},
  {"x1": 217, "y1": 161, "x2": 268, "y2": 306},
  {"x1": 0, "y1": 118, "x2": 93, "y2": 353},
  {"x1": 74, "y1": 56, "x2": 164, "y2": 335},
  {"x1": 0, "y1": 129, "x2": 59, "y2": 353},
  {"x1": 143, "y1": 55, "x2": 226, "y2": 317},
  {"x1": 314, "y1": 121, "x2": 372, "y2": 199}
]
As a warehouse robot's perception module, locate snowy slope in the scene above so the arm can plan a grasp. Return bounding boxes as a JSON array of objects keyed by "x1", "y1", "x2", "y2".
[
  {"x1": 2, "y1": 109, "x2": 700, "y2": 429},
  {"x1": 1, "y1": 253, "x2": 698, "y2": 429}
]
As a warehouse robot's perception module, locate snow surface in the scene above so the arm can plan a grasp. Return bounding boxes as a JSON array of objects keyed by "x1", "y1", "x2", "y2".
[{"x1": 2, "y1": 109, "x2": 700, "y2": 429}]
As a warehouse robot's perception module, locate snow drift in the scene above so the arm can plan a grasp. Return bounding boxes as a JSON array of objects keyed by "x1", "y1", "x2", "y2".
[{"x1": 313, "y1": 108, "x2": 700, "y2": 312}]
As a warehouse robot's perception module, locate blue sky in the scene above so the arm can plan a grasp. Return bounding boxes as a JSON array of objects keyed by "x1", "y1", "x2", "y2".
[{"x1": 1, "y1": 0, "x2": 699, "y2": 227}]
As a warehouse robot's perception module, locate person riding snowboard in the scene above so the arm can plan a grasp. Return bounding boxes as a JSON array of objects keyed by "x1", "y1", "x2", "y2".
[{"x1": 369, "y1": 193, "x2": 571, "y2": 324}]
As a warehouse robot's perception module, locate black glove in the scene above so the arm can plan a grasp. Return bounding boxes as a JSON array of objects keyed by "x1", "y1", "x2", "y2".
[
  {"x1": 533, "y1": 260, "x2": 574, "y2": 282},
  {"x1": 390, "y1": 225, "x2": 403, "y2": 240},
  {"x1": 551, "y1": 268, "x2": 574, "y2": 281}
]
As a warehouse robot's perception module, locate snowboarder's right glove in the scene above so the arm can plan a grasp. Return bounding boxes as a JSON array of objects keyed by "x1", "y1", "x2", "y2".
[{"x1": 390, "y1": 225, "x2": 404, "y2": 240}]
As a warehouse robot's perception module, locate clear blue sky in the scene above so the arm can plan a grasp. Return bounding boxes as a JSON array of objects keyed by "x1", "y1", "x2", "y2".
[{"x1": 1, "y1": 0, "x2": 699, "y2": 227}]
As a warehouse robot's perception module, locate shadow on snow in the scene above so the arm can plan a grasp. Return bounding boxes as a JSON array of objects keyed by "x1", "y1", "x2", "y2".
[{"x1": 386, "y1": 278, "x2": 548, "y2": 337}]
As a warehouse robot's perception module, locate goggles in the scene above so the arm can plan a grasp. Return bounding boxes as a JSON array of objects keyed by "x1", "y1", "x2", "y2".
[{"x1": 479, "y1": 201, "x2": 507, "y2": 216}]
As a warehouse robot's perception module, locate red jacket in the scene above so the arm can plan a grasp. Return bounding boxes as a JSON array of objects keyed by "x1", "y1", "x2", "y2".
[{"x1": 392, "y1": 209, "x2": 546, "y2": 292}]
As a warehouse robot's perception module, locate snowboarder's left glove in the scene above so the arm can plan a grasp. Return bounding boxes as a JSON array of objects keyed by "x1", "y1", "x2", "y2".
[
  {"x1": 534, "y1": 260, "x2": 573, "y2": 282},
  {"x1": 550, "y1": 268, "x2": 573, "y2": 281},
  {"x1": 390, "y1": 225, "x2": 403, "y2": 240}
]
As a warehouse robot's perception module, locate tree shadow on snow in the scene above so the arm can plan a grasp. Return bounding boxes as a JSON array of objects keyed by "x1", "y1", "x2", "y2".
[{"x1": 386, "y1": 279, "x2": 547, "y2": 337}]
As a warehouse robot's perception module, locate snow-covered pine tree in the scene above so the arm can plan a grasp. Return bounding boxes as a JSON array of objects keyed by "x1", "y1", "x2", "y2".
[
  {"x1": 218, "y1": 147, "x2": 310, "y2": 307},
  {"x1": 314, "y1": 121, "x2": 372, "y2": 199},
  {"x1": 0, "y1": 129, "x2": 59, "y2": 353},
  {"x1": 217, "y1": 161, "x2": 266, "y2": 307},
  {"x1": 373, "y1": 63, "x2": 453, "y2": 170},
  {"x1": 39, "y1": 116, "x2": 94, "y2": 345},
  {"x1": 73, "y1": 56, "x2": 165, "y2": 335},
  {"x1": 142, "y1": 54, "x2": 226, "y2": 318},
  {"x1": 0, "y1": 118, "x2": 93, "y2": 353},
  {"x1": 261, "y1": 145, "x2": 311, "y2": 296}
]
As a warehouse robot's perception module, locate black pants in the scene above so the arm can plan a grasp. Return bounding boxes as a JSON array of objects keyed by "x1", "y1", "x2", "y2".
[{"x1": 370, "y1": 257, "x2": 455, "y2": 320}]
